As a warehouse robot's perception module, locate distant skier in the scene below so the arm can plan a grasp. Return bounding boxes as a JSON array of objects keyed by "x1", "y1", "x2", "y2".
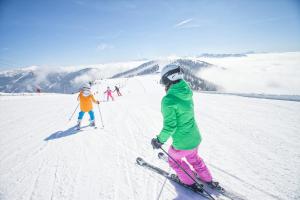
[
  {"x1": 77, "y1": 83, "x2": 100, "y2": 129},
  {"x1": 151, "y1": 64, "x2": 214, "y2": 189},
  {"x1": 104, "y1": 86, "x2": 114, "y2": 101},
  {"x1": 114, "y1": 86, "x2": 122, "y2": 96}
]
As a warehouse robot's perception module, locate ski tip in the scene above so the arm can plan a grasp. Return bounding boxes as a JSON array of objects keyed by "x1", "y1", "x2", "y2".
[{"x1": 136, "y1": 157, "x2": 145, "y2": 166}]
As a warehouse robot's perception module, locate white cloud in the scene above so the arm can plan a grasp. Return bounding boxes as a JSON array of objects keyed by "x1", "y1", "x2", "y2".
[
  {"x1": 96, "y1": 43, "x2": 114, "y2": 51},
  {"x1": 198, "y1": 52, "x2": 300, "y2": 95},
  {"x1": 33, "y1": 66, "x2": 62, "y2": 85},
  {"x1": 182, "y1": 24, "x2": 202, "y2": 28},
  {"x1": 174, "y1": 18, "x2": 193, "y2": 28},
  {"x1": 71, "y1": 68, "x2": 100, "y2": 86}
]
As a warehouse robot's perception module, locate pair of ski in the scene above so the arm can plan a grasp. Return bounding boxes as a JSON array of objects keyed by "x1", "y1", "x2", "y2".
[
  {"x1": 136, "y1": 153, "x2": 239, "y2": 200},
  {"x1": 76, "y1": 124, "x2": 98, "y2": 130}
]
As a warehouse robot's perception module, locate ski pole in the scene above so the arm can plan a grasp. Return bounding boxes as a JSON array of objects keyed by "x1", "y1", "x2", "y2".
[
  {"x1": 97, "y1": 104, "x2": 104, "y2": 128},
  {"x1": 159, "y1": 147, "x2": 215, "y2": 200},
  {"x1": 69, "y1": 103, "x2": 79, "y2": 121}
]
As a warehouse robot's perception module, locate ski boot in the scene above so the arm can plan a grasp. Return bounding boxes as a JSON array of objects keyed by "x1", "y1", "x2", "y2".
[
  {"x1": 76, "y1": 120, "x2": 81, "y2": 130},
  {"x1": 207, "y1": 181, "x2": 224, "y2": 192},
  {"x1": 90, "y1": 121, "x2": 96, "y2": 127},
  {"x1": 89, "y1": 120, "x2": 97, "y2": 128},
  {"x1": 170, "y1": 174, "x2": 204, "y2": 193},
  {"x1": 189, "y1": 183, "x2": 204, "y2": 193}
]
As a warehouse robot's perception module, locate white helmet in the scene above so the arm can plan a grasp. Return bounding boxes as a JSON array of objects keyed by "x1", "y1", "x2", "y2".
[
  {"x1": 81, "y1": 83, "x2": 91, "y2": 97},
  {"x1": 81, "y1": 83, "x2": 91, "y2": 91},
  {"x1": 160, "y1": 64, "x2": 183, "y2": 86}
]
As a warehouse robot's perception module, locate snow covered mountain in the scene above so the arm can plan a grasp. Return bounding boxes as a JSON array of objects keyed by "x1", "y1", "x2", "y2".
[
  {"x1": 0, "y1": 67, "x2": 103, "y2": 93},
  {"x1": 0, "y1": 60, "x2": 145, "y2": 94},
  {"x1": 0, "y1": 59, "x2": 218, "y2": 93},
  {"x1": 112, "y1": 59, "x2": 218, "y2": 91}
]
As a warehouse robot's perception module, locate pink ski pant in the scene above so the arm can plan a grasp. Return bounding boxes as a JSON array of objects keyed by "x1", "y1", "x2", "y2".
[
  {"x1": 107, "y1": 93, "x2": 114, "y2": 101},
  {"x1": 168, "y1": 146, "x2": 212, "y2": 185}
]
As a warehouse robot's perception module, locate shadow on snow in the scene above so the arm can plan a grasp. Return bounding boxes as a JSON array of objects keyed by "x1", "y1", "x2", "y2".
[
  {"x1": 44, "y1": 125, "x2": 89, "y2": 141},
  {"x1": 170, "y1": 181, "x2": 223, "y2": 200}
]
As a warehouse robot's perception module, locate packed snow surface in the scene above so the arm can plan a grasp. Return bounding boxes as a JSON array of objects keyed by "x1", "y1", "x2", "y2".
[{"x1": 0, "y1": 75, "x2": 299, "y2": 200}]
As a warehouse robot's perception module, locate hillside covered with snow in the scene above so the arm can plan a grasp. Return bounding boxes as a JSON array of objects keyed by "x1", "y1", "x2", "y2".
[{"x1": 0, "y1": 75, "x2": 299, "y2": 200}]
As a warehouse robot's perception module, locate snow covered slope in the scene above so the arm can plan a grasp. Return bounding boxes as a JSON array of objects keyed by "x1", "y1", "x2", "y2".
[{"x1": 0, "y1": 75, "x2": 299, "y2": 200}]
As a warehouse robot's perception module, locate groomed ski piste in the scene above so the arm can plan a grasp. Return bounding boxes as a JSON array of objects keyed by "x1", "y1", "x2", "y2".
[{"x1": 0, "y1": 75, "x2": 299, "y2": 200}]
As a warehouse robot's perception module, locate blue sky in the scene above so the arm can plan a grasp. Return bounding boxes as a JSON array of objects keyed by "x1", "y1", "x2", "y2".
[{"x1": 0, "y1": 0, "x2": 300, "y2": 68}]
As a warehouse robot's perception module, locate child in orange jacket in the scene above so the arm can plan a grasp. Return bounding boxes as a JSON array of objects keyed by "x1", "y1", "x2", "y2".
[{"x1": 77, "y1": 84, "x2": 100, "y2": 129}]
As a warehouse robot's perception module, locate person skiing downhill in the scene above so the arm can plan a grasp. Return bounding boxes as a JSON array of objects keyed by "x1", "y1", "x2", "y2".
[
  {"x1": 151, "y1": 64, "x2": 213, "y2": 188},
  {"x1": 77, "y1": 83, "x2": 100, "y2": 129},
  {"x1": 104, "y1": 86, "x2": 114, "y2": 101},
  {"x1": 114, "y1": 85, "x2": 122, "y2": 96}
]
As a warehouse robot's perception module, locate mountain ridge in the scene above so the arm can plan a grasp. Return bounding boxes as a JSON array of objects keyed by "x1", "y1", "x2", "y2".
[{"x1": 0, "y1": 58, "x2": 218, "y2": 93}]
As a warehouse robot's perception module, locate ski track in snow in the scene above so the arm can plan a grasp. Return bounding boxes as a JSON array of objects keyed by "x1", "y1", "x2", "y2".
[{"x1": 1, "y1": 76, "x2": 300, "y2": 200}]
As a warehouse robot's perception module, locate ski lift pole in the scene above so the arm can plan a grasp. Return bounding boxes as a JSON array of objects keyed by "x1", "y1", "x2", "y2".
[
  {"x1": 69, "y1": 103, "x2": 79, "y2": 121},
  {"x1": 159, "y1": 147, "x2": 215, "y2": 200},
  {"x1": 97, "y1": 104, "x2": 104, "y2": 128}
]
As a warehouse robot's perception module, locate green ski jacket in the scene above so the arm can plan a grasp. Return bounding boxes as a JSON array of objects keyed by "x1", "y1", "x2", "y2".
[{"x1": 157, "y1": 80, "x2": 201, "y2": 150}]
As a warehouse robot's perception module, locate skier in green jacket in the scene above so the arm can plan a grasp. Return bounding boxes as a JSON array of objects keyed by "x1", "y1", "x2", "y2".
[{"x1": 151, "y1": 64, "x2": 213, "y2": 187}]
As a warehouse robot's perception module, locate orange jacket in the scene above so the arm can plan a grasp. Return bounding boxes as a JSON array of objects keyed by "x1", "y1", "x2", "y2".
[{"x1": 78, "y1": 92, "x2": 98, "y2": 112}]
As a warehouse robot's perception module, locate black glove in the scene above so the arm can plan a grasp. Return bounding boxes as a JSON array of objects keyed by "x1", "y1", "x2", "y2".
[{"x1": 151, "y1": 138, "x2": 163, "y2": 149}]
